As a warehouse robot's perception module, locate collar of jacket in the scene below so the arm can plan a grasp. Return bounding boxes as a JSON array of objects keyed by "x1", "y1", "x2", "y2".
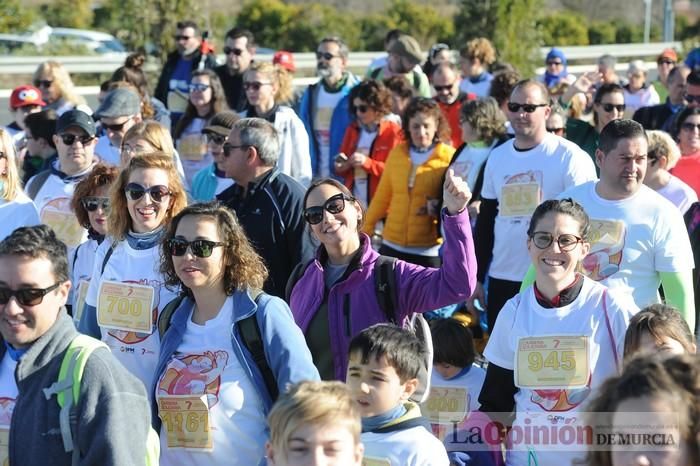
[
  {"x1": 365, "y1": 402, "x2": 432, "y2": 434},
  {"x1": 168, "y1": 289, "x2": 261, "y2": 336}
]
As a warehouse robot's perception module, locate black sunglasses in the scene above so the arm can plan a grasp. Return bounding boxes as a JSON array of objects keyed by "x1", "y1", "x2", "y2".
[
  {"x1": 168, "y1": 238, "x2": 224, "y2": 258},
  {"x1": 546, "y1": 61, "x2": 563, "y2": 66},
  {"x1": 355, "y1": 104, "x2": 369, "y2": 113},
  {"x1": 206, "y1": 133, "x2": 227, "y2": 145},
  {"x1": 434, "y1": 83, "x2": 456, "y2": 92},
  {"x1": 600, "y1": 103, "x2": 626, "y2": 113},
  {"x1": 34, "y1": 80, "x2": 53, "y2": 88},
  {"x1": 124, "y1": 183, "x2": 171, "y2": 203},
  {"x1": 681, "y1": 122, "x2": 700, "y2": 132},
  {"x1": 174, "y1": 35, "x2": 192, "y2": 41},
  {"x1": 82, "y1": 196, "x2": 110, "y2": 212},
  {"x1": 304, "y1": 193, "x2": 354, "y2": 225},
  {"x1": 223, "y1": 143, "x2": 250, "y2": 156},
  {"x1": 530, "y1": 232, "x2": 583, "y2": 252},
  {"x1": 243, "y1": 81, "x2": 270, "y2": 91},
  {"x1": 223, "y1": 47, "x2": 243, "y2": 56},
  {"x1": 507, "y1": 102, "x2": 548, "y2": 113},
  {"x1": 684, "y1": 94, "x2": 700, "y2": 104},
  {"x1": 60, "y1": 134, "x2": 94, "y2": 146},
  {"x1": 316, "y1": 51, "x2": 339, "y2": 61},
  {"x1": 0, "y1": 282, "x2": 61, "y2": 306},
  {"x1": 102, "y1": 118, "x2": 131, "y2": 132}
]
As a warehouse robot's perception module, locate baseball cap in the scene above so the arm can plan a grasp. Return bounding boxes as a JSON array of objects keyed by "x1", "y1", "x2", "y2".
[
  {"x1": 202, "y1": 111, "x2": 240, "y2": 137},
  {"x1": 10, "y1": 85, "x2": 46, "y2": 109},
  {"x1": 657, "y1": 48, "x2": 678, "y2": 63},
  {"x1": 389, "y1": 35, "x2": 423, "y2": 65},
  {"x1": 95, "y1": 88, "x2": 141, "y2": 119},
  {"x1": 273, "y1": 51, "x2": 296, "y2": 73},
  {"x1": 56, "y1": 110, "x2": 96, "y2": 137}
]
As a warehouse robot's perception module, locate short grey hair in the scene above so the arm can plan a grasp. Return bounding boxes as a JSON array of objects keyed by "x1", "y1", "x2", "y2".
[
  {"x1": 234, "y1": 118, "x2": 279, "y2": 167},
  {"x1": 598, "y1": 54, "x2": 616, "y2": 68},
  {"x1": 319, "y1": 36, "x2": 349, "y2": 59}
]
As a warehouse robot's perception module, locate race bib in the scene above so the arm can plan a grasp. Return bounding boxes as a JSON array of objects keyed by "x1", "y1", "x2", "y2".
[
  {"x1": 97, "y1": 281, "x2": 154, "y2": 334},
  {"x1": 177, "y1": 134, "x2": 208, "y2": 161},
  {"x1": 167, "y1": 90, "x2": 189, "y2": 114},
  {"x1": 158, "y1": 395, "x2": 212, "y2": 450},
  {"x1": 73, "y1": 280, "x2": 90, "y2": 324},
  {"x1": 500, "y1": 182, "x2": 540, "y2": 217},
  {"x1": 41, "y1": 210, "x2": 84, "y2": 248},
  {"x1": 424, "y1": 387, "x2": 470, "y2": 424},
  {"x1": 0, "y1": 428, "x2": 7, "y2": 466},
  {"x1": 515, "y1": 336, "x2": 590, "y2": 389},
  {"x1": 363, "y1": 458, "x2": 391, "y2": 466}
]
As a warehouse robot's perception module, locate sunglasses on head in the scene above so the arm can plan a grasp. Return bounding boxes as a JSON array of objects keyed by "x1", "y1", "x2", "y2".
[
  {"x1": 223, "y1": 47, "x2": 243, "y2": 56},
  {"x1": 206, "y1": 133, "x2": 227, "y2": 145},
  {"x1": 82, "y1": 196, "x2": 110, "y2": 212},
  {"x1": 34, "y1": 80, "x2": 53, "y2": 88},
  {"x1": 102, "y1": 118, "x2": 131, "y2": 132},
  {"x1": 174, "y1": 35, "x2": 192, "y2": 41},
  {"x1": 60, "y1": 134, "x2": 94, "y2": 146},
  {"x1": 168, "y1": 238, "x2": 224, "y2": 258},
  {"x1": 434, "y1": 83, "x2": 456, "y2": 92},
  {"x1": 0, "y1": 282, "x2": 61, "y2": 306},
  {"x1": 304, "y1": 193, "x2": 354, "y2": 225},
  {"x1": 316, "y1": 51, "x2": 339, "y2": 61},
  {"x1": 530, "y1": 232, "x2": 583, "y2": 251},
  {"x1": 507, "y1": 102, "x2": 548, "y2": 113},
  {"x1": 124, "y1": 183, "x2": 171, "y2": 203},
  {"x1": 243, "y1": 81, "x2": 270, "y2": 91},
  {"x1": 684, "y1": 94, "x2": 700, "y2": 104},
  {"x1": 188, "y1": 83, "x2": 210, "y2": 93},
  {"x1": 681, "y1": 122, "x2": 700, "y2": 132},
  {"x1": 600, "y1": 103, "x2": 626, "y2": 113}
]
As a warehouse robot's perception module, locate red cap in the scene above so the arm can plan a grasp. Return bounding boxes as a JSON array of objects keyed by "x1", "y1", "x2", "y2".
[
  {"x1": 10, "y1": 85, "x2": 46, "y2": 109},
  {"x1": 657, "y1": 48, "x2": 678, "y2": 63},
  {"x1": 273, "y1": 51, "x2": 295, "y2": 73}
]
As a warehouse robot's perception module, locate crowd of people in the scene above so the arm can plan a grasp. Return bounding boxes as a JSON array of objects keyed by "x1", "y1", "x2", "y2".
[{"x1": 1, "y1": 18, "x2": 700, "y2": 466}]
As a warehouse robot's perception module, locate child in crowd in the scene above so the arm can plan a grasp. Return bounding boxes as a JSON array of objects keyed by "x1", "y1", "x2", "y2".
[
  {"x1": 266, "y1": 380, "x2": 364, "y2": 466},
  {"x1": 623, "y1": 303, "x2": 696, "y2": 359},
  {"x1": 346, "y1": 324, "x2": 449, "y2": 465}
]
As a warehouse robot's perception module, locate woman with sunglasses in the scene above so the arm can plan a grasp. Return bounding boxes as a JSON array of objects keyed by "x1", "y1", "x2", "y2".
[
  {"x1": 32, "y1": 61, "x2": 89, "y2": 116},
  {"x1": 173, "y1": 69, "x2": 230, "y2": 185},
  {"x1": 121, "y1": 120, "x2": 186, "y2": 180},
  {"x1": 241, "y1": 62, "x2": 312, "y2": 186},
  {"x1": 289, "y1": 169, "x2": 476, "y2": 381},
  {"x1": 69, "y1": 163, "x2": 119, "y2": 322},
  {"x1": 670, "y1": 107, "x2": 700, "y2": 198},
  {"x1": 79, "y1": 154, "x2": 187, "y2": 390},
  {"x1": 334, "y1": 79, "x2": 403, "y2": 207},
  {"x1": 363, "y1": 97, "x2": 454, "y2": 267},
  {"x1": 0, "y1": 129, "x2": 40, "y2": 241},
  {"x1": 479, "y1": 198, "x2": 637, "y2": 466},
  {"x1": 191, "y1": 111, "x2": 239, "y2": 201},
  {"x1": 154, "y1": 202, "x2": 318, "y2": 464}
]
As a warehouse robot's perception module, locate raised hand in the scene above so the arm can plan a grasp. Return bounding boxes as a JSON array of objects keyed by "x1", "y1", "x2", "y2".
[{"x1": 442, "y1": 168, "x2": 472, "y2": 215}]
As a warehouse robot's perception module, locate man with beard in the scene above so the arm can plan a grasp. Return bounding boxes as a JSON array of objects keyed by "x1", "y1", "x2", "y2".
[
  {"x1": 215, "y1": 27, "x2": 256, "y2": 112},
  {"x1": 298, "y1": 37, "x2": 361, "y2": 178},
  {"x1": 369, "y1": 34, "x2": 432, "y2": 98}
]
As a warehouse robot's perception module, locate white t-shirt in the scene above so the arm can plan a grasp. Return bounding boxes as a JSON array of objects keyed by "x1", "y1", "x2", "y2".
[
  {"x1": 481, "y1": 134, "x2": 597, "y2": 281},
  {"x1": 450, "y1": 143, "x2": 495, "y2": 193},
  {"x1": 156, "y1": 296, "x2": 267, "y2": 466},
  {"x1": 459, "y1": 76, "x2": 493, "y2": 98},
  {"x1": 559, "y1": 182, "x2": 695, "y2": 308},
  {"x1": 428, "y1": 364, "x2": 486, "y2": 441},
  {"x1": 71, "y1": 238, "x2": 101, "y2": 325},
  {"x1": 362, "y1": 422, "x2": 450, "y2": 466},
  {"x1": 0, "y1": 191, "x2": 40, "y2": 241},
  {"x1": 313, "y1": 87, "x2": 346, "y2": 177},
  {"x1": 353, "y1": 127, "x2": 378, "y2": 206},
  {"x1": 484, "y1": 277, "x2": 637, "y2": 466},
  {"x1": 656, "y1": 174, "x2": 698, "y2": 214},
  {"x1": 176, "y1": 118, "x2": 212, "y2": 186},
  {"x1": 85, "y1": 239, "x2": 178, "y2": 390}
]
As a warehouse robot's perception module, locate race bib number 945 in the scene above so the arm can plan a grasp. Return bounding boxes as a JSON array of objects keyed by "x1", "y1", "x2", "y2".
[{"x1": 515, "y1": 336, "x2": 589, "y2": 389}]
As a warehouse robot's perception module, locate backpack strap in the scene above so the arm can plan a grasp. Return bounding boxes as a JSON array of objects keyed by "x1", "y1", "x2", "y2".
[
  {"x1": 374, "y1": 255, "x2": 398, "y2": 324},
  {"x1": 240, "y1": 289, "x2": 279, "y2": 402},
  {"x1": 411, "y1": 69, "x2": 421, "y2": 91},
  {"x1": 370, "y1": 67, "x2": 382, "y2": 80},
  {"x1": 157, "y1": 294, "x2": 186, "y2": 339},
  {"x1": 100, "y1": 242, "x2": 117, "y2": 276},
  {"x1": 26, "y1": 169, "x2": 51, "y2": 200}
]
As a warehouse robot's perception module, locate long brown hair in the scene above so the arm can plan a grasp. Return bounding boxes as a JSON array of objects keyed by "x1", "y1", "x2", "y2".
[{"x1": 173, "y1": 69, "x2": 229, "y2": 140}]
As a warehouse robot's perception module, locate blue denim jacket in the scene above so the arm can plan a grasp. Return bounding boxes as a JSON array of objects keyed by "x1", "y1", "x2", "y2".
[{"x1": 150, "y1": 288, "x2": 320, "y2": 430}]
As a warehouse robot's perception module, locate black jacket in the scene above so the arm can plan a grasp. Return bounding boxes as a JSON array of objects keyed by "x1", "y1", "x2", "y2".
[
  {"x1": 217, "y1": 168, "x2": 314, "y2": 298},
  {"x1": 214, "y1": 64, "x2": 249, "y2": 112},
  {"x1": 154, "y1": 49, "x2": 218, "y2": 108},
  {"x1": 632, "y1": 100, "x2": 675, "y2": 130}
]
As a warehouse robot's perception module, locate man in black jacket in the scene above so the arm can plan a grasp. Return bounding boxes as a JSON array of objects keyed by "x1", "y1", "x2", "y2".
[
  {"x1": 215, "y1": 27, "x2": 256, "y2": 112},
  {"x1": 633, "y1": 65, "x2": 690, "y2": 130},
  {"x1": 217, "y1": 118, "x2": 313, "y2": 298},
  {"x1": 154, "y1": 20, "x2": 217, "y2": 124}
]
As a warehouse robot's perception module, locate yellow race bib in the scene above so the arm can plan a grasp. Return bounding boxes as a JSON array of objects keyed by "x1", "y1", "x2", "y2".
[
  {"x1": 515, "y1": 336, "x2": 590, "y2": 389},
  {"x1": 41, "y1": 210, "x2": 84, "y2": 248},
  {"x1": 0, "y1": 428, "x2": 8, "y2": 466},
  {"x1": 73, "y1": 280, "x2": 90, "y2": 324},
  {"x1": 158, "y1": 395, "x2": 212, "y2": 450},
  {"x1": 424, "y1": 387, "x2": 470, "y2": 424},
  {"x1": 97, "y1": 281, "x2": 154, "y2": 333},
  {"x1": 363, "y1": 458, "x2": 391, "y2": 466},
  {"x1": 178, "y1": 134, "x2": 208, "y2": 161},
  {"x1": 500, "y1": 182, "x2": 540, "y2": 217}
]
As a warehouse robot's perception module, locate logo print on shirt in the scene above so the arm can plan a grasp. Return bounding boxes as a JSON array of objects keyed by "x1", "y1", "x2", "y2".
[{"x1": 158, "y1": 351, "x2": 229, "y2": 407}]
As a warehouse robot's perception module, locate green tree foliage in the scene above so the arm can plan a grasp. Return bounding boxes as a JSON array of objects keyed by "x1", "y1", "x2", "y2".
[
  {"x1": 588, "y1": 21, "x2": 616, "y2": 44},
  {"x1": 384, "y1": 0, "x2": 454, "y2": 47},
  {"x1": 615, "y1": 22, "x2": 643, "y2": 43},
  {"x1": 452, "y1": 0, "x2": 499, "y2": 47},
  {"x1": 285, "y1": 3, "x2": 362, "y2": 51},
  {"x1": 0, "y1": 0, "x2": 37, "y2": 33},
  {"x1": 494, "y1": 0, "x2": 542, "y2": 77},
  {"x1": 539, "y1": 11, "x2": 588, "y2": 46},
  {"x1": 359, "y1": 14, "x2": 395, "y2": 51},
  {"x1": 93, "y1": 0, "x2": 154, "y2": 53},
  {"x1": 42, "y1": 0, "x2": 93, "y2": 29},
  {"x1": 237, "y1": 0, "x2": 298, "y2": 51}
]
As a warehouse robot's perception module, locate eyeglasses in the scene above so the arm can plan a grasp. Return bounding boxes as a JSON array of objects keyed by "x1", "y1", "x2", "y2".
[
  {"x1": 507, "y1": 102, "x2": 548, "y2": 113},
  {"x1": 34, "y1": 80, "x2": 53, "y2": 88},
  {"x1": 124, "y1": 183, "x2": 172, "y2": 203},
  {"x1": 206, "y1": 133, "x2": 227, "y2": 145},
  {"x1": 600, "y1": 103, "x2": 626, "y2": 113},
  {"x1": 223, "y1": 143, "x2": 250, "y2": 156},
  {"x1": 304, "y1": 193, "x2": 354, "y2": 225},
  {"x1": 223, "y1": 47, "x2": 243, "y2": 56},
  {"x1": 174, "y1": 35, "x2": 193, "y2": 41},
  {"x1": 243, "y1": 81, "x2": 271, "y2": 91},
  {"x1": 681, "y1": 122, "x2": 700, "y2": 132},
  {"x1": 0, "y1": 282, "x2": 61, "y2": 306},
  {"x1": 168, "y1": 238, "x2": 224, "y2": 258},
  {"x1": 188, "y1": 83, "x2": 210, "y2": 93},
  {"x1": 355, "y1": 104, "x2": 370, "y2": 113},
  {"x1": 82, "y1": 197, "x2": 110, "y2": 212},
  {"x1": 546, "y1": 61, "x2": 563, "y2": 66},
  {"x1": 102, "y1": 118, "x2": 132, "y2": 132},
  {"x1": 433, "y1": 83, "x2": 456, "y2": 92},
  {"x1": 684, "y1": 94, "x2": 700, "y2": 104},
  {"x1": 316, "y1": 51, "x2": 340, "y2": 61},
  {"x1": 529, "y1": 232, "x2": 583, "y2": 251},
  {"x1": 60, "y1": 134, "x2": 94, "y2": 146},
  {"x1": 547, "y1": 127, "x2": 565, "y2": 135}
]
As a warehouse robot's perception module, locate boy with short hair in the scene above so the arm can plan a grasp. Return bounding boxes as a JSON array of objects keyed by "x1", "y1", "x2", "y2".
[
  {"x1": 346, "y1": 324, "x2": 449, "y2": 465},
  {"x1": 266, "y1": 380, "x2": 364, "y2": 466}
]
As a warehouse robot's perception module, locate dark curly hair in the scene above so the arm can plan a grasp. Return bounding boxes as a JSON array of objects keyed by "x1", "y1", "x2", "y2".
[
  {"x1": 70, "y1": 163, "x2": 119, "y2": 229},
  {"x1": 0, "y1": 225, "x2": 68, "y2": 282},
  {"x1": 348, "y1": 79, "x2": 393, "y2": 117},
  {"x1": 160, "y1": 202, "x2": 268, "y2": 296},
  {"x1": 401, "y1": 97, "x2": 451, "y2": 145}
]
